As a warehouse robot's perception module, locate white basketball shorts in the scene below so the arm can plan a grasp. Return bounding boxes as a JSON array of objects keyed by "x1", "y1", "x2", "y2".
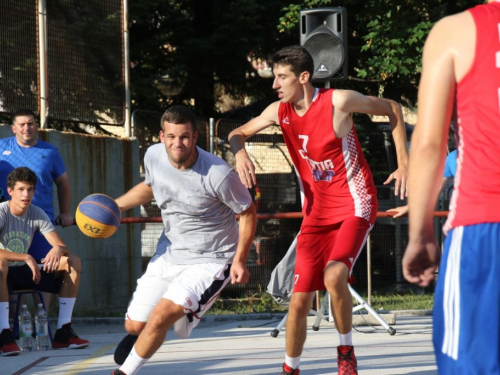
[{"x1": 126, "y1": 254, "x2": 231, "y2": 339}]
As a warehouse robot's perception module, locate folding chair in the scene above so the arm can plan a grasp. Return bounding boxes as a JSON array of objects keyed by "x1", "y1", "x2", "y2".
[
  {"x1": 267, "y1": 236, "x2": 396, "y2": 337},
  {"x1": 9, "y1": 290, "x2": 53, "y2": 343}
]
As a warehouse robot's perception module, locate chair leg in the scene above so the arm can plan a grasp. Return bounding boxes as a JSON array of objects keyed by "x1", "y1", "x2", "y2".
[{"x1": 12, "y1": 294, "x2": 22, "y2": 340}]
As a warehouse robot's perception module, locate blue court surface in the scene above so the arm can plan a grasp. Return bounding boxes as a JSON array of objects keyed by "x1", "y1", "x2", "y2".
[{"x1": 4, "y1": 313, "x2": 437, "y2": 375}]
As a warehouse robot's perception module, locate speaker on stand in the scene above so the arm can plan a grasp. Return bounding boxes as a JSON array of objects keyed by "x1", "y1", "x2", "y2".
[{"x1": 300, "y1": 7, "x2": 348, "y2": 87}]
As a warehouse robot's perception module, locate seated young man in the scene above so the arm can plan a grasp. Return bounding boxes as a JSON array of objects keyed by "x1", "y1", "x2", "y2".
[{"x1": 0, "y1": 167, "x2": 89, "y2": 356}]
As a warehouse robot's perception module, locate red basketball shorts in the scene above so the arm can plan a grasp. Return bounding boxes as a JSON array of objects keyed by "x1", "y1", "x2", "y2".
[{"x1": 293, "y1": 216, "x2": 373, "y2": 293}]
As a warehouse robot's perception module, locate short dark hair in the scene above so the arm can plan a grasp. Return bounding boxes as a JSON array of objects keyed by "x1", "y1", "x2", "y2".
[
  {"x1": 271, "y1": 45, "x2": 314, "y2": 78},
  {"x1": 160, "y1": 105, "x2": 198, "y2": 133},
  {"x1": 7, "y1": 167, "x2": 37, "y2": 190},
  {"x1": 12, "y1": 109, "x2": 36, "y2": 125}
]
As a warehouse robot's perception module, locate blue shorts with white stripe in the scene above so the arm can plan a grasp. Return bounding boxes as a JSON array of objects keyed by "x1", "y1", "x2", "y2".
[{"x1": 433, "y1": 223, "x2": 500, "y2": 374}]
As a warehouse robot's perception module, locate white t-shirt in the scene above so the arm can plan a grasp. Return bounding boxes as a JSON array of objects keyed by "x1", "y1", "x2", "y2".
[{"x1": 144, "y1": 144, "x2": 252, "y2": 265}]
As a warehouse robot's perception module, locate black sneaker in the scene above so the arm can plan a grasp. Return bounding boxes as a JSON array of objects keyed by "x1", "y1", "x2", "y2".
[
  {"x1": 52, "y1": 323, "x2": 90, "y2": 349},
  {"x1": 111, "y1": 370, "x2": 127, "y2": 375},
  {"x1": 0, "y1": 329, "x2": 21, "y2": 356},
  {"x1": 114, "y1": 334, "x2": 138, "y2": 365}
]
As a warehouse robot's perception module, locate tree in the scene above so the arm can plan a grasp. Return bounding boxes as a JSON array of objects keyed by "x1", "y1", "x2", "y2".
[
  {"x1": 129, "y1": 0, "x2": 294, "y2": 118},
  {"x1": 277, "y1": 0, "x2": 481, "y2": 109}
]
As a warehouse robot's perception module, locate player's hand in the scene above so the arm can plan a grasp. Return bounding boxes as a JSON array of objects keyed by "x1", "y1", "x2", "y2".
[
  {"x1": 383, "y1": 166, "x2": 408, "y2": 199},
  {"x1": 42, "y1": 248, "x2": 61, "y2": 273},
  {"x1": 235, "y1": 152, "x2": 256, "y2": 189},
  {"x1": 230, "y1": 261, "x2": 250, "y2": 285},
  {"x1": 386, "y1": 205, "x2": 409, "y2": 218},
  {"x1": 403, "y1": 239, "x2": 440, "y2": 287},
  {"x1": 56, "y1": 213, "x2": 74, "y2": 228},
  {"x1": 25, "y1": 256, "x2": 41, "y2": 283}
]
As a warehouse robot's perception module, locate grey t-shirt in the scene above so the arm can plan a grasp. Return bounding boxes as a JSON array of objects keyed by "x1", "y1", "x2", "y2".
[
  {"x1": 0, "y1": 201, "x2": 54, "y2": 266},
  {"x1": 144, "y1": 144, "x2": 252, "y2": 265}
]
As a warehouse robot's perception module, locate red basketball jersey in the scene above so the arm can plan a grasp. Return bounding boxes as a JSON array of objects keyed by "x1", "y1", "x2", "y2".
[
  {"x1": 278, "y1": 88, "x2": 378, "y2": 226},
  {"x1": 445, "y1": 2, "x2": 500, "y2": 230}
]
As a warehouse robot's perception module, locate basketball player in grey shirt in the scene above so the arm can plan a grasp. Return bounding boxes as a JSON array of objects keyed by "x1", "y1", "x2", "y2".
[{"x1": 112, "y1": 105, "x2": 257, "y2": 375}]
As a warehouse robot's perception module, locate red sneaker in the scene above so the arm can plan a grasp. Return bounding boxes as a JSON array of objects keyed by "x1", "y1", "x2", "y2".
[
  {"x1": 337, "y1": 345, "x2": 358, "y2": 375},
  {"x1": 52, "y1": 323, "x2": 90, "y2": 349},
  {"x1": 0, "y1": 329, "x2": 20, "y2": 356},
  {"x1": 280, "y1": 363, "x2": 300, "y2": 374}
]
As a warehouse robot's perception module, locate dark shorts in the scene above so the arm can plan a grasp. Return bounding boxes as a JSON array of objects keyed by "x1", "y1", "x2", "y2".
[{"x1": 7, "y1": 264, "x2": 63, "y2": 294}]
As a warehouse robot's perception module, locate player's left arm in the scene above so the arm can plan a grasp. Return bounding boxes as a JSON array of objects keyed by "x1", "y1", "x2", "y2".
[
  {"x1": 333, "y1": 90, "x2": 409, "y2": 199},
  {"x1": 54, "y1": 172, "x2": 73, "y2": 227},
  {"x1": 230, "y1": 203, "x2": 257, "y2": 285}
]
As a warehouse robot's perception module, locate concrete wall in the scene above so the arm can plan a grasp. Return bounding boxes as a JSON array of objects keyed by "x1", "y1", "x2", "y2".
[{"x1": 0, "y1": 124, "x2": 142, "y2": 315}]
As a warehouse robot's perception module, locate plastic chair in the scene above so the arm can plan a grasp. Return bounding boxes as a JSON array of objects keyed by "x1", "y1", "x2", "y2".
[{"x1": 9, "y1": 290, "x2": 53, "y2": 343}]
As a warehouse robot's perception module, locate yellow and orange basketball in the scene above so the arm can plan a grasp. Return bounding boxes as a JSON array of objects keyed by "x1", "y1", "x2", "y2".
[{"x1": 75, "y1": 194, "x2": 121, "y2": 239}]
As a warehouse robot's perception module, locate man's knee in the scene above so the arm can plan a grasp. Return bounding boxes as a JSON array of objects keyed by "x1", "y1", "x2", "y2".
[
  {"x1": 289, "y1": 293, "x2": 314, "y2": 317},
  {"x1": 324, "y1": 261, "x2": 349, "y2": 290},
  {"x1": 65, "y1": 253, "x2": 82, "y2": 273},
  {"x1": 124, "y1": 319, "x2": 146, "y2": 335}
]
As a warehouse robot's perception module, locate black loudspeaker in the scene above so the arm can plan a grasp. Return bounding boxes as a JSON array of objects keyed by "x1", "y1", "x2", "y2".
[{"x1": 300, "y1": 7, "x2": 348, "y2": 82}]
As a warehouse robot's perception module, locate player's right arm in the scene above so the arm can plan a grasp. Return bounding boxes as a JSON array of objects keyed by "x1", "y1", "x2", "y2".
[
  {"x1": 229, "y1": 101, "x2": 280, "y2": 188},
  {"x1": 0, "y1": 248, "x2": 40, "y2": 283},
  {"x1": 115, "y1": 182, "x2": 154, "y2": 212}
]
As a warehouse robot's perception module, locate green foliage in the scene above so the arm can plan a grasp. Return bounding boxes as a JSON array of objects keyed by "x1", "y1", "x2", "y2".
[
  {"x1": 128, "y1": 0, "x2": 484, "y2": 117},
  {"x1": 276, "y1": 0, "x2": 482, "y2": 107},
  {"x1": 205, "y1": 290, "x2": 433, "y2": 315},
  {"x1": 129, "y1": 0, "x2": 294, "y2": 117},
  {"x1": 365, "y1": 291, "x2": 434, "y2": 311}
]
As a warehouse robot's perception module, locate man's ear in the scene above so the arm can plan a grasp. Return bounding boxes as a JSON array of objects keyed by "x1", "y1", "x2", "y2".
[
  {"x1": 159, "y1": 130, "x2": 165, "y2": 144},
  {"x1": 299, "y1": 71, "x2": 310, "y2": 84}
]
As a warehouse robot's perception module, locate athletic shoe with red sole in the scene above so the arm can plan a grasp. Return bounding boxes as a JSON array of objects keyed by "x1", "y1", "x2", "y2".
[
  {"x1": 337, "y1": 345, "x2": 358, "y2": 375},
  {"x1": 111, "y1": 370, "x2": 127, "y2": 375},
  {"x1": 52, "y1": 323, "x2": 90, "y2": 349},
  {"x1": 0, "y1": 329, "x2": 20, "y2": 356},
  {"x1": 280, "y1": 363, "x2": 300, "y2": 374}
]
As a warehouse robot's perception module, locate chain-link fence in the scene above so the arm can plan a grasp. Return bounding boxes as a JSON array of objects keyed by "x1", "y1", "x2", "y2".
[
  {"x1": 0, "y1": 0, "x2": 125, "y2": 126},
  {"x1": 0, "y1": 0, "x2": 39, "y2": 113},
  {"x1": 46, "y1": 0, "x2": 125, "y2": 124}
]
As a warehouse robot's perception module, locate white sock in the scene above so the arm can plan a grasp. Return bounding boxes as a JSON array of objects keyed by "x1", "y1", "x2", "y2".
[
  {"x1": 285, "y1": 354, "x2": 301, "y2": 369},
  {"x1": 0, "y1": 302, "x2": 9, "y2": 330},
  {"x1": 338, "y1": 331, "x2": 353, "y2": 346},
  {"x1": 57, "y1": 297, "x2": 75, "y2": 328},
  {"x1": 120, "y1": 346, "x2": 149, "y2": 375}
]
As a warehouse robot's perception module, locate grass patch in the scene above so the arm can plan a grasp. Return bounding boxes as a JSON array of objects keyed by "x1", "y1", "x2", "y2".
[
  {"x1": 207, "y1": 290, "x2": 434, "y2": 315},
  {"x1": 360, "y1": 292, "x2": 434, "y2": 311},
  {"x1": 208, "y1": 292, "x2": 288, "y2": 315}
]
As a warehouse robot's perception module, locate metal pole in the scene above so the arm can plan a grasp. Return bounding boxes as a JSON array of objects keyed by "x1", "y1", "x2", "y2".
[
  {"x1": 38, "y1": 0, "x2": 48, "y2": 128},
  {"x1": 123, "y1": 0, "x2": 131, "y2": 138},
  {"x1": 209, "y1": 118, "x2": 215, "y2": 154},
  {"x1": 367, "y1": 233, "x2": 372, "y2": 305}
]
